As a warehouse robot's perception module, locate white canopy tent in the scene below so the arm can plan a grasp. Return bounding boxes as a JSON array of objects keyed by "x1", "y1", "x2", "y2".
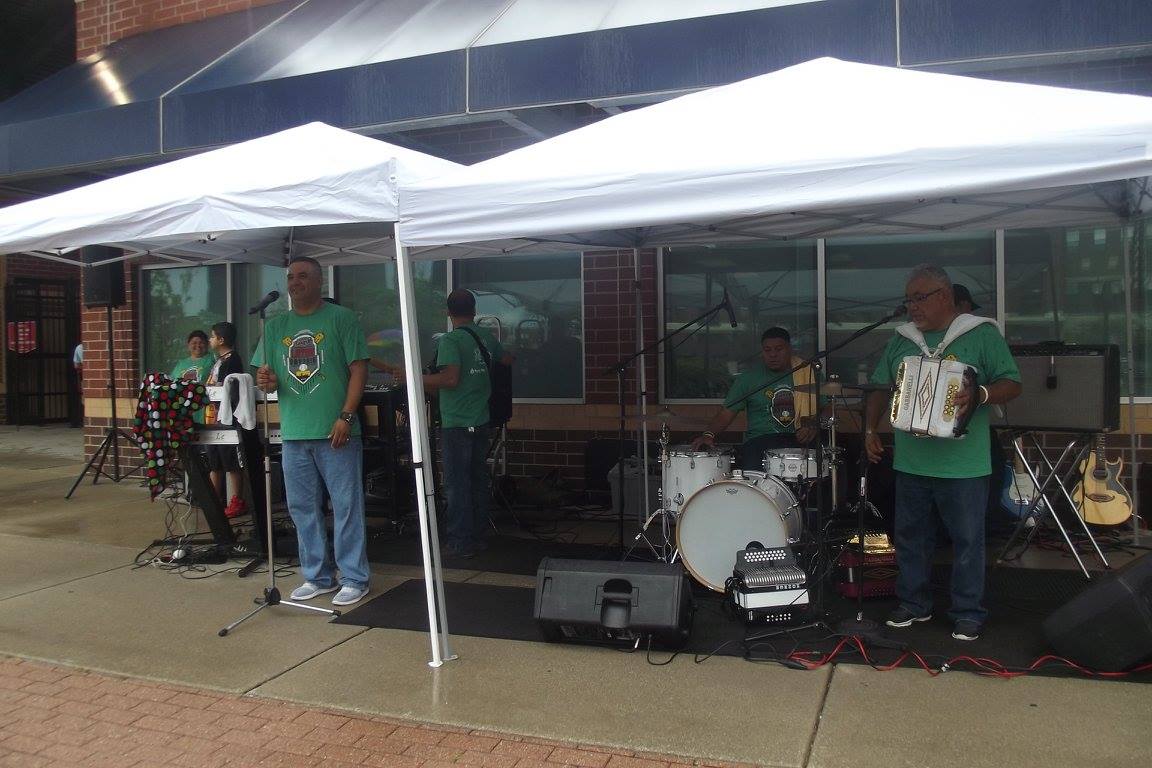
[
  {"x1": 0, "y1": 122, "x2": 470, "y2": 666},
  {"x1": 397, "y1": 57, "x2": 1152, "y2": 559}
]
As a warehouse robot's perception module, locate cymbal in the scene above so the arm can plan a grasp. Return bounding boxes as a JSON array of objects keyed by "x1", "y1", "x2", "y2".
[{"x1": 634, "y1": 407, "x2": 710, "y2": 426}]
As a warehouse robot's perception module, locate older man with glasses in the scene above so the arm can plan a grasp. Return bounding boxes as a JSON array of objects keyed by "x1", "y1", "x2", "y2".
[{"x1": 864, "y1": 264, "x2": 1021, "y2": 642}]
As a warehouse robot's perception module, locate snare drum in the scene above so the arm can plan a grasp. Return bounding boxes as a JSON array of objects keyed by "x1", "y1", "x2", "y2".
[
  {"x1": 661, "y1": 448, "x2": 731, "y2": 511},
  {"x1": 676, "y1": 471, "x2": 801, "y2": 592},
  {"x1": 763, "y1": 448, "x2": 826, "y2": 483}
]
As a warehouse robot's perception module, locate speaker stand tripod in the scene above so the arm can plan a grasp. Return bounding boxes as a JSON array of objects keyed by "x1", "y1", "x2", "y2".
[
  {"x1": 219, "y1": 306, "x2": 339, "y2": 636},
  {"x1": 67, "y1": 303, "x2": 142, "y2": 498}
]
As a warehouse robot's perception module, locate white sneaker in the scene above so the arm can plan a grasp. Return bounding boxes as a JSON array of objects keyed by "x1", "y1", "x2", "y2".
[
  {"x1": 290, "y1": 582, "x2": 338, "y2": 601},
  {"x1": 332, "y1": 585, "x2": 369, "y2": 606}
]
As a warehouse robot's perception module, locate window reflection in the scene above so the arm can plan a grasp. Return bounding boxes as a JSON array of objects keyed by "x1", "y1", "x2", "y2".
[
  {"x1": 140, "y1": 266, "x2": 227, "y2": 375},
  {"x1": 663, "y1": 243, "x2": 818, "y2": 399},
  {"x1": 335, "y1": 262, "x2": 448, "y2": 387},
  {"x1": 1005, "y1": 221, "x2": 1150, "y2": 396},
  {"x1": 456, "y1": 254, "x2": 583, "y2": 399},
  {"x1": 825, "y1": 232, "x2": 995, "y2": 382}
]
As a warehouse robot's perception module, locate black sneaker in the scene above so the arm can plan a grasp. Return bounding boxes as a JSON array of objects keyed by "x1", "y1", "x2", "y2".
[
  {"x1": 951, "y1": 620, "x2": 983, "y2": 641},
  {"x1": 885, "y1": 607, "x2": 932, "y2": 628}
]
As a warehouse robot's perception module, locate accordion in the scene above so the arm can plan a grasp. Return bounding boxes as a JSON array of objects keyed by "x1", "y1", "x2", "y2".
[{"x1": 890, "y1": 356, "x2": 978, "y2": 439}]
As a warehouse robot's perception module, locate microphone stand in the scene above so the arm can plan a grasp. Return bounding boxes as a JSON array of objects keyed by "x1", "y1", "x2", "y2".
[
  {"x1": 606, "y1": 292, "x2": 732, "y2": 557},
  {"x1": 729, "y1": 304, "x2": 906, "y2": 638},
  {"x1": 219, "y1": 303, "x2": 339, "y2": 636}
]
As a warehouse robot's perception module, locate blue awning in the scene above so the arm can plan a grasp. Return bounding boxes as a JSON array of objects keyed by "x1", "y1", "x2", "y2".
[
  {"x1": 1, "y1": 1, "x2": 909, "y2": 179},
  {"x1": 0, "y1": 2, "x2": 293, "y2": 177}
]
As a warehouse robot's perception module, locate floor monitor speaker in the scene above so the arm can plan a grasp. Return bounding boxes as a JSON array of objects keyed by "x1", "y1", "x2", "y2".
[
  {"x1": 82, "y1": 246, "x2": 126, "y2": 308},
  {"x1": 534, "y1": 558, "x2": 693, "y2": 648},
  {"x1": 1042, "y1": 553, "x2": 1152, "y2": 672}
]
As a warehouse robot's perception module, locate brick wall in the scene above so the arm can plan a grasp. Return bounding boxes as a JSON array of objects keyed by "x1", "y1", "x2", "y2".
[
  {"x1": 76, "y1": 0, "x2": 284, "y2": 58},
  {"x1": 4, "y1": 255, "x2": 81, "y2": 283}
]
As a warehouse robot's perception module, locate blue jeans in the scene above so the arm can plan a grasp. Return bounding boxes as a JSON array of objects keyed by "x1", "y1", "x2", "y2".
[
  {"x1": 894, "y1": 471, "x2": 989, "y2": 624},
  {"x1": 440, "y1": 426, "x2": 491, "y2": 551},
  {"x1": 281, "y1": 439, "x2": 369, "y2": 590}
]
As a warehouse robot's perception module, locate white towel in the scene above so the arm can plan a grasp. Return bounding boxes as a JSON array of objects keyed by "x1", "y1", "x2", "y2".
[{"x1": 219, "y1": 373, "x2": 257, "y2": 430}]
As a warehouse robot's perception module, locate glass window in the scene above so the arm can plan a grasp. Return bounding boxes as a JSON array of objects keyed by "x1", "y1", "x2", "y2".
[
  {"x1": 825, "y1": 232, "x2": 996, "y2": 383},
  {"x1": 335, "y1": 261, "x2": 449, "y2": 387},
  {"x1": 455, "y1": 254, "x2": 583, "y2": 399},
  {"x1": 233, "y1": 264, "x2": 289, "y2": 367},
  {"x1": 1004, "y1": 221, "x2": 1151, "y2": 396},
  {"x1": 140, "y1": 265, "x2": 227, "y2": 375},
  {"x1": 663, "y1": 243, "x2": 818, "y2": 400}
]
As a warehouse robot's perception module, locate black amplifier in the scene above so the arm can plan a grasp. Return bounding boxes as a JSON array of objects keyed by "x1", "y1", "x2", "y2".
[{"x1": 992, "y1": 343, "x2": 1119, "y2": 432}]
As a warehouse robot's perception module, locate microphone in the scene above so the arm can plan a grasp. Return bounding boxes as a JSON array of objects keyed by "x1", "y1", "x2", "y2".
[
  {"x1": 722, "y1": 290, "x2": 738, "y2": 328},
  {"x1": 248, "y1": 290, "x2": 280, "y2": 315},
  {"x1": 890, "y1": 303, "x2": 909, "y2": 319}
]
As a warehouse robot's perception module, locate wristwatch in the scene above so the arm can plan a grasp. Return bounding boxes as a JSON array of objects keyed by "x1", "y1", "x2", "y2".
[{"x1": 339, "y1": 411, "x2": 355, "y2": 424}]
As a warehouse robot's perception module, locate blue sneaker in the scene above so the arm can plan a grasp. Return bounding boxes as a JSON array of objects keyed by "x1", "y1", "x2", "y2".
[
  {"x1": 290, "y1": 582, "x2": 338, "y2": 601},
  {"x1": 332, "y1": 585, "x2": 369, "y2": 606}
]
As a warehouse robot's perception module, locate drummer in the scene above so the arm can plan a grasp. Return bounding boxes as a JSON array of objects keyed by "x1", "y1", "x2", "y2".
[{"x1": 692, "y1": 327, "x2": 818, "y2": 470}]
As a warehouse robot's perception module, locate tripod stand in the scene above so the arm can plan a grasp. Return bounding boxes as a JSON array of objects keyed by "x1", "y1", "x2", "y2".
[
  {"x1": 219, "y1": 304, "x2": 338, "y2": 636},
  {"x1": 67, "y1": 303, "x2": 141, "y2": 498}
]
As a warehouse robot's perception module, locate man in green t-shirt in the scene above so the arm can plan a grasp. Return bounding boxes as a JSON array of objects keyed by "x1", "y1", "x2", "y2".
[
  {"x1": 170, "y1": 330, "x2": 213, "y2": 425},
  {"x1": 865, "y1": 264, "x2": 1021, "y2": 642},
  {"x1": 254, "y1": 256, "x2": 371, "y2": 607},
  {"x1": 693, "y1": 327, "x2": 819, "y2": 470},
  {"x1": 385, "y1": 289, "x2": 511, "y2": 558}
]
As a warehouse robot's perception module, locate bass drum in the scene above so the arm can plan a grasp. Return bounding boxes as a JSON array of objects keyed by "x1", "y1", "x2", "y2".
[{"x1": 676, "y1": 472, "x2": 801, "y2": 592}]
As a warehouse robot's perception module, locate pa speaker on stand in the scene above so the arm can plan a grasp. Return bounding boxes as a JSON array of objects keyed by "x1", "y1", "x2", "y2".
[{"x1": 67, "y1": 246, "x2": 138, "y2": 498}]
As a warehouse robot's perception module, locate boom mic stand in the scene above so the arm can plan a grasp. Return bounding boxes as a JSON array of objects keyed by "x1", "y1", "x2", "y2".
[
  {"x1": 727, "y1": 303, "x2": 907, "y2": 634},
  {"x1": 607, "y1": 291, "x2": 732, "y2": 558},
  {"x1": 219, "y1": 302, "x2": 339, "y2": 636}
]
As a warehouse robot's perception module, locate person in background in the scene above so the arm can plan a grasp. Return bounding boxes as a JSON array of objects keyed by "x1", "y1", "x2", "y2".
[
  {"x1": 254, "y1": 256, "x2": 371, "y2": 607},
  {"x1": 204, "y1": 321, "x2": 249, "y2": 518},
  {"x1": 952, "y1": 283, "x2": 980, "y2": 315},
  {"x1": 381, "y1": 289, "x2": 513, "y2": 559},
  {"x1": 171, "y1": 330, "x2": 213, "y2": 383},
  {"x1": 72, "y1": 343, "x2": 84, "y2": 402}
]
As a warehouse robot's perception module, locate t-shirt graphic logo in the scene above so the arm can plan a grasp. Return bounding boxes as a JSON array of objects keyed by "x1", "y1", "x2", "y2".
[
  {"x1": 283, "y1": 330, "x2": 325, "y2": 386},
  {"x1": 180, "y1": 367, "x2": 200, "y2": 382},
  {"x1": 771, "y1": 388, "x2": 796, "y2": 428}
]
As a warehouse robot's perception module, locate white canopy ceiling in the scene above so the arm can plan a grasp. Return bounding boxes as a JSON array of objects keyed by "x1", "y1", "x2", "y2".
[
  {"x1": 399, "y1": 57, "x2": 1152, "y2": 252},
  {"x1": 0, "y1": 122, "x2": 460, "y2": 264}
]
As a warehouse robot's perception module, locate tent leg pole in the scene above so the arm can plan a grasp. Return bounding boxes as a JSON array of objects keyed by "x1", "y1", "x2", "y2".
[
  {"x1": 395, "y1": 230, "x2": 454, "y2": 666},
  {"x1": 1121, "y1": 218, "x2": 1141, "y2": 546}
]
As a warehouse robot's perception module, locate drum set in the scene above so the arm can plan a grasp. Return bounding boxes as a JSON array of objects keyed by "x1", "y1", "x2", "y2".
[{"x1": 632, "y1": 381, "x2": 870, "y2": 597}]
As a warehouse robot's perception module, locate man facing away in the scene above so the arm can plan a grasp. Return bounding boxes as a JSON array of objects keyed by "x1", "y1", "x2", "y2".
[
  {"x1": 254, "y1": 256, "x2": 371, "y2": 606},
  {"x1": 384, "y1": 289, "x2": 513, "y2": 558},
  {"x1": 865, "y1": 264, "x2": 1020, "y2": 642}
]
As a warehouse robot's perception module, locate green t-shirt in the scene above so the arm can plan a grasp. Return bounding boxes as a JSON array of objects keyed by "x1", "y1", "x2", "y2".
[
  {"x1": 723, "y1": 365, "x2": 798, "y2": 440},
  {"x1": 871, "y1": 322, "x2": 1020, "y2": 478},
  {"x1": 170, "y1": 356, "x2": 214, "y2": 424},
  {"x1": 435, "y1": 324, "x2": 505, "y2": 429},
  {"x1": 251, "y1": 302, "x2": 369, "y2": 441}
]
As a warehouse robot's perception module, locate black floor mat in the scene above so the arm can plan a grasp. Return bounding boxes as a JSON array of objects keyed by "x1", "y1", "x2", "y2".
[
  {"x1": 366, "y1": 531, "x2": 617, "y2": 575},
  {"x1": 335, "y1": 566, "x2": 1152, "y2": 681}
]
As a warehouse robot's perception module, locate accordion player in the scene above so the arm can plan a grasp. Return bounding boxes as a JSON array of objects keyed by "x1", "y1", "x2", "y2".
[{"x1": 890, "y1": 356, "x2": 978, "y2": 439}]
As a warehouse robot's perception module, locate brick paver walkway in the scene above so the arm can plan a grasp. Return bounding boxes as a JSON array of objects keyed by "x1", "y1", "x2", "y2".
[{"x1": 0, "y1": 657, "x2": 753, "y2": 768}]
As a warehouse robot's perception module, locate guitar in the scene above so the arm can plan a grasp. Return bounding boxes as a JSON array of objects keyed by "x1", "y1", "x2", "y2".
[
  {"x1": 1072, "y1": 434, "x2": 1133, "y2": 526},
  {"x1": 1000, "y1": 439, "x2": 1039, "y2": 522}
]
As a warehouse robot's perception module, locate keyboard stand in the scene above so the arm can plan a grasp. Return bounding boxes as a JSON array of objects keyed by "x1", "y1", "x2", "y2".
[{"x1": 996, "y1": 431, "x2": 1109, "y2": 579}]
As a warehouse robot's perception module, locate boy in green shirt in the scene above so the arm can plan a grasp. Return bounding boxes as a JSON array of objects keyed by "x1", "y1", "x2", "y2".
[{"x1": 865, "y1": 264, "x2": 1021, "y2": 642}]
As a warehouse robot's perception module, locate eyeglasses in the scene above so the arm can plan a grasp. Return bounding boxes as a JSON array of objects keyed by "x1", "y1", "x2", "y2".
[{"x1": 902, "y1": 287, "x2": 944, "y2": 307}]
